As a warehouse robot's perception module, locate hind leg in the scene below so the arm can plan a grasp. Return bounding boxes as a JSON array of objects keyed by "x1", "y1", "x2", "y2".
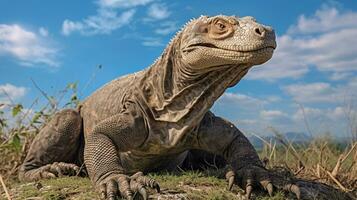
[{"x1": 19, "y1": 109, "x2": 83, "y2": 181}]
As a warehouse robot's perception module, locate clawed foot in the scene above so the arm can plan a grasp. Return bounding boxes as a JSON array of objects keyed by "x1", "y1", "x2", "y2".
[
  {"x1": 225, "y1": 165, "x2": 301, "y2": 199},
  {"x1": 98, "y1": 171, "x2": 160, "y2": 200},
  {"x1": 21, "y1": 162, "x2": 80, "y2": 181}
]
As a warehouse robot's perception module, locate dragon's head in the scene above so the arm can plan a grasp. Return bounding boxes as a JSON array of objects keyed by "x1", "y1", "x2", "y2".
[{"x1": 179, "y1": 15, "x2": 276, "y2": 70}]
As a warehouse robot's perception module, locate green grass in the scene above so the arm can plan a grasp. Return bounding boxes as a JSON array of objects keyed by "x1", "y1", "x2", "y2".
[
  {"x1": 4, "y1": 177, "x2": 98, "y2": 200},
  {"x1": 2, "y1": 172, "x2": 291, "y2": 200}
]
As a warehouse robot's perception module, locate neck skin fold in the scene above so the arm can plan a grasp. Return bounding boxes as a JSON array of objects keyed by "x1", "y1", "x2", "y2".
[{"x1": 136, "y1": 35, "x2": 250, "y2": 124}]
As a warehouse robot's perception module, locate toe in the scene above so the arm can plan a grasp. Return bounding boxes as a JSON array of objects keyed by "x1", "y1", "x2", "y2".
[
  {"x1": 99, "y1": 184, "x2": 107, "y2": 199},
  {"x1": 106, "y1": 179, "x2": 119, "y2": 199},
  {"x1": 245, "y1": 176, "x2": 254, "y2": 199},
  {"x1": 56, "y1": 162, "x2": 80, "y2": 176},
  {"x1": 116, "y1": 175, "x2": 133, "y2": 199},
  {"x1": 40, "y1": 171, "x2": 56, "y2": 179},
  {"x1": 130, "y1": 180, "x2": 148, "y2": 200},
  {"x1": 135, "y1": 174, "x2": 160, "y2": 193},
  {"x1": 48, "y1": 163, "x2": 64, "y2": 177}
]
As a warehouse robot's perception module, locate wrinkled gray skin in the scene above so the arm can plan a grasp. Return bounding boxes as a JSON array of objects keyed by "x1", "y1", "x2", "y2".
[{"x1": 19, "y1": 15, "x2": 304, "y2": 200}]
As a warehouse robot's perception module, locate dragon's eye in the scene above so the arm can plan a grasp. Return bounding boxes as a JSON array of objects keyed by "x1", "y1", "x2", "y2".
[
  {"x1": 209, "y1": 18, "x2": 233, "y2": 39},
  {"x1": 217, "y1": 22, "x2": 226, "y2": 30}
]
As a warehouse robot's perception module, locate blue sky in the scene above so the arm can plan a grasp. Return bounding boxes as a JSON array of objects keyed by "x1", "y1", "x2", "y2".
[{"x1": 0, "y1": 0, "x2": 356, "y2": 138}]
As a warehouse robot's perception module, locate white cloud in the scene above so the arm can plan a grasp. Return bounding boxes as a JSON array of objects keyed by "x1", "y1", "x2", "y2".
[
  {"x1": 283, "y1": 82, "x2": 335, "y2": 103},
  {"x1": 62, "y1": 20, "x2": 84, "y2": 36},
  {"x1": 62, "y1": 0, "x2": 174, "y2": 47},
  {"x1": 62, "y1": 0, "x2": 177, "y2": 38},
  {"x1": 141, "y1": 37, "x2": 164, "y2": 47},
  {"x1": 259, "y1": 109, "x2": 292, "y2": 127},
  {"x1": 237, "y1": 119, "x2": 257, "y2": 125},
  {"x1": 38, "y1": 27, "x2": 49, "y2": 37},
  {"x1": 98, "y1": 0, "x2": 154, "y2": 8},
  {"x1": 283, "y1": 78, "x2": 357, "y2": 104},
  {"x1": 248, "y1": 35, "x2": 309, "y2": 81},
  {"x1": 291, "y1": 105, "x2": 355, "y2": 136},
  {"x1": 248, "y1": 6, "x2": 357, "y2": 81},
  {"x1": 154, "y1": 21, "x2": 177, "y2": 35},
  {"x1": 63, "y1": 0, "x2": 162, "y2": 36},
  {"x1": 288, "y1": 7, "x2": 357, "y2": 34},
  {"x1": 330, "y1": 72, "x2": 353, "y2": 81},
  {"x1": 147, "y1": 3, "x2": 170, "y2": 21},
  {"x1": 62, "y1": 9, "x2": 135, "y2": 36},
  {"x1": 216, "y1": 92, "x2": 267, "y2": 109},
  {"x1": 0, "y1": 24, "x2": 59, "y2": 67},
  {"x1": 293, "y1": 107, "x2": 324, "y2": 121},
  {"x1": 233, "y1": 109, "x2": 294, "y2": 135},
  {"x1": 260, "y1": 110, "x2": 287, "y2": 120},
  {"x1": 213, "y1": 92, "x2": 268, "y2": 129},
  {"x1": 254, "y1": 106, "x2": 354, "y2": 137},
  {"x1": 212, "y1": 90, "x2": 355, "y2": 137},
  {"x1": 266, "y1": 96, "x2": 282, "y2": 103},
  {"x1": 0, "y1": 84, "x2": 27, "y2": 105},
  {"x1": 214, "y1": 93, "x2": 268, "y2": 134},
  {"x1": 293, "y1": 106, "x2": 346, "y2": 120}
]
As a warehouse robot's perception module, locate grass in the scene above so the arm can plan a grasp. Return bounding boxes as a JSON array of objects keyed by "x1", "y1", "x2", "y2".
[
  {"x1": 5, "y1": 177, "x2": 98, "y2": 200},
  {"x1": 3, "y1": 172, "x2": 290, "y2": 200},
  {"x1": 1, "y1": 141, "x2": 355, "y2": 200}
]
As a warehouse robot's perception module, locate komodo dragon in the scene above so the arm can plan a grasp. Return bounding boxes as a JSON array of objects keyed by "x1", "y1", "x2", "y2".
[{"x1": 19, "y1": 15, "x2": 304, "y2": 200}]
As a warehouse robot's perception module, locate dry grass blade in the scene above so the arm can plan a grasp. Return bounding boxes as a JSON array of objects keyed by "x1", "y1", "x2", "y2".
[
  {"x1": 319, "y1": 165, "x2": 351, "y2": 192},
  {"x1": 268, "y1": 142, "x2": 276, "y2": 163},
  {"x1": 0, "y1": 174, "x2": 11, "y2": 200},
  {"x1": 248, "y1": 132, "x2": 272, "y2": 148},
  {"x1": 269, "y1": 127, "x2": 305, "y2": 169},
  {"x1": 30, "y1": 78, "x2": 57, "y2": 109},
  {"x1": 332, "y1": 142, "x2": 357, "y2": 177}
]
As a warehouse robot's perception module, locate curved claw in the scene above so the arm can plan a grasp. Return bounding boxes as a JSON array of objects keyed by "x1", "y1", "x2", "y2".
[
  {"x1": 259, "y1": 179, "x2": 274, "y2": 197},
  {"x1": 284, "y1": 184, "x2": 301, "y2": 200},
  {"x1": 266, "y1": 183, "x2": 273, "y2": 196},
  {"x1": 131, "y1": 178, "x2": 150, "y2": 200},
  {"x1": 138, "y1": 187, "x2": 148, "y2": 200},
  {"x1": 153, "y1": 182, "x2": 161, "y2": 193},
  {"x1": 227, "y1": 176, "x2": 235, "y2": 191},
  {"x1": 225, "y1": 170, "x2": 235, "y2": 191},
  {"x1": 231, "y1": 165, "x2": 303, "y2": 200},
  {"x1": 245, "y1": 185, "x2": 253, "y2": 199}
]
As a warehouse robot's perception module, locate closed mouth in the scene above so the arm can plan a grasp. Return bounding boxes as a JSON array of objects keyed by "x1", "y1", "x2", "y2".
[{"x1": 185, "y1": 43, "x2": 276, "y2": 53}]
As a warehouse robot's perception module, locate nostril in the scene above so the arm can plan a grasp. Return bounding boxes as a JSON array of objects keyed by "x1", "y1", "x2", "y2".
[
  {"x1": 255, "y1": 28, "x2": 262, "y2": 35},
  {"x1": 254, "y1": 27, "x2": 265, "y2": 37}
]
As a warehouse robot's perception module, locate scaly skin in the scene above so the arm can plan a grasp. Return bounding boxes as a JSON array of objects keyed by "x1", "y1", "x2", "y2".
[{"x1": 19, "y1": 15, "x2": 308, "y2": 199}]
